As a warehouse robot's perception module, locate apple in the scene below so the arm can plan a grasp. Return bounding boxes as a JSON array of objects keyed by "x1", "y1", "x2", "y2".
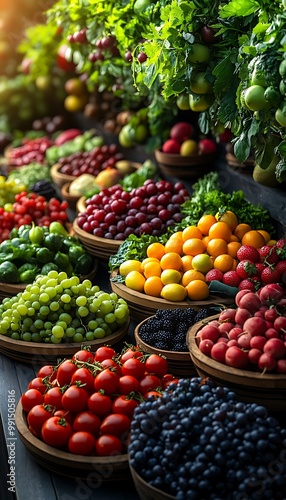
[
  {"x1": 162, "y1": 139, "x2": 181, "y2": 154},
  {"x1": 198, "y1": 138, "x2": 217, "y2": 154},
  {"x1": 180, "y1": 139, "x2": 199, "y2": 156},
  {"x1": 170, "y1": 122, "x2": 194, "y2": 143}
]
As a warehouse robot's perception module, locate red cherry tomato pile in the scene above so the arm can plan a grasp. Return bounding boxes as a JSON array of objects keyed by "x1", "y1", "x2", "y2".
[
  {"x1": 0, "y1": 193, "x2": 69, "y2": 242},
  {"x1": 6, "y1": 136, "x2": 54, "y2": 166},
  {"x1": 21, "y1": 345, "x2": 178, "y2": 457}
]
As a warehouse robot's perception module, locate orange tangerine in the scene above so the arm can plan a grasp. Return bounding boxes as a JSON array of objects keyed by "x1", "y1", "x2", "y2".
[
  {"x1": 143, "y1": 261, "x2": 162, "y2": 278},
  {"x1": 182, "y1": 238, "x2": 206, "y2": 256},
  {"x1": 144, "y1": 276, "x2": 164, "y2": 297},
  {"x1": 213, "y1": 254, "x2": 234, "y2": 273},
  {"x1": 233, "y1": 223, "x2": 252, "y2": 241},
  {"x1": 125, "y1": 271, "x2": 146, "y2": 292},
  {"x1": 146, "y1": 242, "x2": 166, "y2": 260},
  {"x1": 197, "y1": 214, "x2": 217, "y2": 235},
  {"x1": 191, "y1": 253, "x2": 213, "y2": 273},
  {"x1": 181, "y1": 255, "x2": 193, "y2": 272},
  {"x1": 208, "y1": 221, "x2": 232, "y2": 242},
  {"x1": 164, "y1": 236, "x2": 183, "y2": 255},
  {"x1": 160, "y1": 252, "x2": 183, "y2": 271},
  {"x1": 241, "y1": 230, "x2": 266, "y2": 249},
  {"x1": 202, "y1": 235, "x2": 210, "y2": 246},
  {"x1": 229, "y1": 234, "x2": 239, "y2": 242},
  {"x1": 227, "y1": 241, "x2": 241, "y2": 259},
  {"x1": 182, "y1": 225, "x2": 203, "y2": 242},
  {"x1": 186, "y1": 280, "x2": 210, "y2": 300},
  {"x1": 181, "y1": 270, "x2": 206, "y2": 287},
  {"x1": 169, "y1": 231, "x2": 183, "y2": 240},
  {"x1": 215, "y1": 210, "x2": 238, "y2": 231},
  {"x1": 161, "y1": 283, "x2": 187, "y2": 302},
  {"x1": 258, "y1": 230, "x2": 271, "y2": 244},
  {"x1": 206, "y1": 238, "x2": 228, "y2": 257},
  {"x1": 161, "y1": 269, "x2": 182, "y2": 285}
]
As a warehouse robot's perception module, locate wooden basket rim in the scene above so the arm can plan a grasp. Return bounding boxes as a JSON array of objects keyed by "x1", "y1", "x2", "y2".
[
  {"x1": 129, "y1": 464, "x2": 175, "y2": 500},
  {"x1": 73, "y1": 218, "x2": 123, "y2": 248}
]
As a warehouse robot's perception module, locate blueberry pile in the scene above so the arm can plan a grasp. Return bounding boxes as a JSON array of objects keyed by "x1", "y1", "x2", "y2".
[
  {"x1": 129, "y1": 377, "x2": 286, "y2": 499},
  {"x1": 138, "y1": 308, "x2": 214, "y2": 351}
]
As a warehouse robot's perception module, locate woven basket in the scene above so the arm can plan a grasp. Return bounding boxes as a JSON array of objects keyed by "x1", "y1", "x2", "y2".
[{"x1": 50, "y1": 163, "x2": 76, "y2": 188}]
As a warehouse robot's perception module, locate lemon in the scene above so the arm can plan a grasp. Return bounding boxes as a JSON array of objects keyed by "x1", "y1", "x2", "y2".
[
  {"x1": 119, "y1": 260, "x2": 142, "y2": 276},
  {"x1": 160, "y1": 269, "x2": 182, "y2": 285},
  {"x1": 191, "y1": 254, "x2": 213, "y2": 273},
  {"x1": 125, "y1": 271, "x2": 146, "y2": 292},
  {"x1": 161, "y1": 283, "x2": 187, "y2": 302}
]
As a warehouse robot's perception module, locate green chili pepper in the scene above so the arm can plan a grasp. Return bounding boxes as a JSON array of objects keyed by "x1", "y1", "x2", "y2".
[
  {"x1": 49, "y1": 221, "x2": 69, "y2": 236},
  {"x1": 29, "y1": 224, "x2": 44, "y2": 244},
  {"x1": 18, "y1": 263, "x2": 39, "y2": 283}
]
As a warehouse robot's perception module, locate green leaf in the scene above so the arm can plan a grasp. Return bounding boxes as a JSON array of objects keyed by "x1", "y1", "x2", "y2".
[{"x1": 219, "y1": 0, "x2": 260, "y2": 19}]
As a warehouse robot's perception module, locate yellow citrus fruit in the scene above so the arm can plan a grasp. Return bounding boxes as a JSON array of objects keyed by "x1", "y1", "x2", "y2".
[
  {"x1": 213, "y1": 254, "x2": 234, "y2": 273},
  {"x1": 182, "y1": 238, "x2": 206, "y2": 256},
  {"x1": 241, "y1": 230, "x2": 266, "y2": 249},
  {"x1": 181, "y1": 270, "x2": 206, "y2": 287},
  {"x1": 206, "y1": 238, "x2": 228, "y2": 257},
  {"x1": 164, "y1": 236, "x2": 183, "y2": 255},
  {"x1": 160, "y1": 252, "x2": 183, "y2": 271},
  {"x1": 208, "y1": 221, "x2": 232, "y2": 242},
  {"x1": 144, "y1": 276, "x2": 164, "y2": 297},
  {"x1": 215, "y1": 210, "x2": 238, "y2": 231},
  {"x1": 257, "y1": 229, "x2": 271, "y2": 244},
  {"x1": 181, "y1": 255, "x2": 193, "y2": 272},
  {"x1": 182, "y1": 225, "x2": 202, "y2": 242},
  {"x1": 191, "y1": 253, "x2": 213, "y2": 273},
  {"x1": 227, "y1": 241, "x2": 241, "y2": 258},
  {"x1": 267, "y1": 239, "x2": 277, "y2": 246},
  {"x1": 119, "y1": 259, "x2": 142, "y2": 276},
  {"x1": 125, "y1": 271, "x2": 146, "y2": 292},
  {"x1": 161, "y1": 283, "x2": 187, "y2": 302},
  {"x1": 143, "y1": 261, "x2": 162, "y2": 278},
  {"x1": 233, "y1": 223, "x2": 252, "y2": 241},
  {"x1": 186, "y1": 280, "x2": 210, "y2": 300},
  {"x1": 169, "y1": 231, "x2": 183, "y2": 240},
  {"x1": 146, "y1": 242, "x2": 166, "y2": 260},
  {"x1": 197, "y1": 214, "x2": 217, "y2": 235},
  {"x1": 161, "y1": 269, "x2": 182, "y2": 285},
  {"x1": 141, "y1": 257, "x2": 160, "y2": 270}
]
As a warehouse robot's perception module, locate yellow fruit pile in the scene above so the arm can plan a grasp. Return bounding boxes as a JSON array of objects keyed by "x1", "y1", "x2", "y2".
[{"x1": 118, "y1": 211, "x2": 275, "y2": 302}]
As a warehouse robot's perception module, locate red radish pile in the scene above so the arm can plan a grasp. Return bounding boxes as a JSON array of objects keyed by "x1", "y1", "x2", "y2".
[
  {"x1": 197, "y1": 283, "x2": 286, "y2": 374},
  {"x1": 21, "y1": 345, "x2": 178, "y2": 456}
]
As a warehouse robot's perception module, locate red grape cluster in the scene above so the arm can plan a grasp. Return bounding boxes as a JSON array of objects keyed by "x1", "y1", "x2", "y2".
[
  {"x1": 7, "y1": 137, "x2": 54, "y2": 166},
  {"x1": 77, "y1": 180, "x2": 190, "y2": 239},
  {"x1": 0, "y1": 193, "x2": 69, "y2": 242},
  {"x1": 58, "y1": 144, "x2": 123, "y2": 178}
]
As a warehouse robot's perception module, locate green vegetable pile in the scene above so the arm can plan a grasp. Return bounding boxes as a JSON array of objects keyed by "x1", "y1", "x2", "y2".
[
  {"x1": 0, "y1": 222, "x2": 94, "y2": 284},
  {"x1": 45, "y1": 130, "x2": 104, "y2": 166},
  {"x1": 7, "y1": 163, "x2": 52, "y2": 191}
]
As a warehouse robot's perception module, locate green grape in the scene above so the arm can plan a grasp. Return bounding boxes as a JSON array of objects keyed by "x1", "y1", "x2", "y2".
[
  {"x1": 91, "y1": 285, "x2": 100, "y2": 294},
  {"x1": 88, "y1": 319, "x2": 97, "y2": 330},
  {"x1": 61, "y1": 278, "x2": 73, "y2": 289},
  {"x1": 44, "y1": 287, "x2": 57, "y2": 299},
  {"x1": 61, "y1": 294, "x2": 71, "y2": 304},
  {"x1": 76, "y1": 295, "x2": 87, "y2": 307},
  {"x1": 50, "y1": 301, "x2": 60, "y2": 311},
  {"x1": 117, "y1": 298, "x2": 128, "y2": 305},
  {"x1": 30, "y1": 285, "x2": 40, "y2": 295},
  {"x1": 114, "y1": 306, "x2": 127, "y2": 319},
  {"x1": 23, "y1": 317, "x2": 33, "y2": 328},
  {"x1": 56, "y1": 320, "x2": 67, "y2": 330},
  {"x1": 24, "y1": 300, "x2": 32, "y2": 308},
  {"x1": 71, "y1": 318, "x2": 81, "y2": 328},
  {"x1": 73, "y1": 332, "x2": 84, "y2": 342},
  {"x1": 47, "y1": 270, "x2": 59, "y2": 279},
  {"x1": 81, "y1": 279, "x2": 92, "y2": 289},
  {"x1": 100, "y1": 300, "x2": 114, "y2": 315},
  {"x1": 31, "y1": 301, "x2": 41, "y2": 311},
  {"x1": 39, "y1": 305, "x2": 50, "y2": 316},
  {"x1": 63, "y1": 303, "x2": 72, "y2": 312},
  {"x1": 70, "y1": 276, "x2": 80, "y2": 287},
  {"x1": 22, "y1": 332, "x2": 32, "y2": 342},
  {"x1": 0, "y1": 320, "x2": 9, "y2": 330},
  {"x1": 66, "y1": 327, "x2": 76, "y2": 338},
  {"x1": 32, "y1": 332, "x2": 41, "y2": 342},
  {"x1": 109, "y1": 292, "x2": 118, "y2": 302},
  {"x1": 34, "y1": 319, "x2": 44, "y2": 330},
  {"x1": 52, "y1": 325, "x2": 64, "y2": 339},
  {"x1": 10, "y1": 322, "x2": 19, "y2": 331},
  {"x1": 59, "y1": 313, "x2": 72, "y2": 324},
  {"x1": 58, "y1": 272, "x2": 68, "y2": 282},
  {"x1": 98, "y1": 292, "x2": 110, "y2": 302},
  {"x1": 55, "y1": 285, "x2": 63, "y2": 294},
  {"x1": 11, "y1": 332, "x2": 20, "y2": 340},
  {"x1": 48, "y1": 312, "x2": 60, "y2": 322},
  {"x1": 109, "y1": 322, "x2": 119, "y2": 332},
  {"x1": 75, "y1": 326, "x2": 85, "y2": 336},
  {"x1": 116, "y1": 316, "x2": 129, "y2": 325},
  {"x1": 30, "y1": 324, "x2": 37, "y2": 333},
  {"x1": 104, "y1": 312, "x2": 116, "y2": 324},
  {"x1": 46, "y1": 278, "x2": 58, "y2": 288},
  {"x1": 94, "y1": 327, "x2": 106, "y2": 339},
  {"x1": 71, "y1": 285, "x2": 79, "y2": 294},
  {"x1": 91, "y1": 297, "x2": 102, "y2": 309},
  {"x1": 85, "y1": 331, "x2": 95, "y2": 341},
  {"x1": 27, "y1": 307, "x2": 35, "y2": 316},
  {"x1": 39, "y1": 293, "x2": 50, "y2": 304},
  {"x1": 11, "y1": 310, "x2": 20, "y2": 319},
  {"x1": 50, "y1": 335, "x2": 62, "y2": 344},
  {"x1": 44, "y1": 321, "x2": 53, "y2": 330},
  {"x1": 78, "y1": 306, "x2": 89, "y2": 317},
  {"x1": 22, "y1": 291, "x2": 31, "y2": 301}
]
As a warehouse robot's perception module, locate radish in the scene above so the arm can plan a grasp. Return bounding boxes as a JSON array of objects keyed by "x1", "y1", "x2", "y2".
[
  {"x1": 218, "y1": 322, "x2": 234, "y2": 335},
  {"x1": 274, "y1": 316, "x2": 286, "y2": 334},
  {"x1": 265, "y1": 328, "x2": 279, "y2": 339},
  {"x1": 217, "y1": 337, "x2": 228, "y2": 344},
  {"x1": 235, "y1": 289, "x2": 251, "y2": 307},
  {"x1": 228, "y1": 326, "x2": 243, "y2": 340},
  {"x1": 210, "y1": 343, "x2": 228, "y2": 363},
  {"x1": 227, "y1": 339, "x2": 238, "y2": 347},
  {"x1": 276, "y1": 359, "x2": 286, "y2": 373},
  {"x1": 238, "y1": 292, "x2": 261, "y2": 313},
  {"x1": 258, "y1": 353, "x2": 277, "y2": 372},
  {"x1": 225, "y1": 346, "x2": 249, "y2": 369},
  {"x1": 264, "y1": 308, "x2": 279, "y2": 322},
  {"x1": 263, "y1": 338, "x2": 286, "y2": 359},
  {"x1": 218, "y1": 308, "x2": 236, "y2": 322},
  {"x1": 243, "y1": 317, "x2": 267, "y2": 337},
  {"x1": 234, "y1": 308, "x2": 252, "y2": 326},
  {"x1": 259, "y1": 284, "x2": 284, "y2": 305},
  {"x1": 199, "y1": 324, "x2": 220, "y2": 342},
  {"x1": 237, "y1": 333, "x2": 252, "y2": 350},
  {"x1": 248, "y1": 348, "x2": 262, "y2": 365},
  {"x1": 199, "y1": 339, "x2": 214, "y2": 356},
  {"x1": 250, "y1": 335, "x2": 267, "y2": 350}
]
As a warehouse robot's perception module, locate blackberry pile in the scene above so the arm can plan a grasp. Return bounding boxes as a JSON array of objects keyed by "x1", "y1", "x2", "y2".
[
  {"x1": 138, "y1": 307, "x2": 214, "y2": 351},
  {"x1": 129, "y1": 377, "x2": 286, "y2": 499}
]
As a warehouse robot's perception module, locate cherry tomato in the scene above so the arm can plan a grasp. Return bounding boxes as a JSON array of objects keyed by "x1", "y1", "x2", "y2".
[
  {"x1": 121, "y1": 357, "x2": 145, "y2": 379},
  {"x1": 100, "y1": 358, "x2": 121, "y2": 374},
  {"x1": 112, "y1": 395, "x2": 139, "y2": 418},
  {"x1": 21, "y1": 389, "x2": 44, "y2": 412},
  {"x1": 56, "y1": 360, "x2": 78, "y2": 386},
  {"x1": 72, "y1": 349, "x2": 94, "y2": 363},
  {"x1": 54, "y1": 409, "x2": 75, "y2": 426},
  {"x1": 145, "y1": 354, "x2": 168, "y2": 377},
  {"x1": 27, "y1": 404, "x2": 54, "y2": 436},
  {"x1": 95, "y1": 435, "x2": 122, "y2": 456},
  {"x1": 43, "y1": 386, "x2": 63, "y2": 410},
  {"x1": 73, "y1": 411, "x2": 101, "y2": 436},
  {"x1": 139, "y1": 374, "x2": 162, "y2": 395},
  {"x1": 100, "y1": 413, "x2": 131, "y2": 438},
  {"x1": 41, "y1": 416, "x2": 72, "y2": 448},
  {"x1": 118, "y1": 375, "x2": 140, "y2": 395},
  {"x1": 62, "y1": 386, "x2": 89, "y2": 413},
  {"x1": 120, "y1": 347, "x2": 143, "y2": 363},
  {"x1": 37, "y1": 365, "x2": 54, "y2": 378},
  {"x1": 144, "y1": 390, "x2": 163, "y2": 398},
  {"x1": 94, "y1": 368, "x2": 120, "y2": 395},
  {"x1": 28, "y1": 377, "x2": 47, "y2": 395},
  {"x1": 71, "y1": 368, "x2": 95, "y2": 393},
  {"x1": 94, "y1": 346, "x2": 117, "y2": 362},
  {"x1": 68, "y1": 431, "x2": 96, "y2": 455},
  {"x1": 88, "y1": 391, "x2": 113, "y2": 417},
  {"x1": 161, "y1": 374, "x2": 178, "y2": 390}
]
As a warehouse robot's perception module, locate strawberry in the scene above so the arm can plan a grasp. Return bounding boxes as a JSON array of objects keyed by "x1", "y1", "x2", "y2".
[
  {"x1": 261, "y1": 266, "x2": 281, "y2": 284},
  {"x1": 237, "y1": 244, "x2": 260, "y2": 263},
  {"x1": 222, "y1": 270, "x2": 241, "y2": 287},
  {"x1": 238, "y1": 277, "x2": 261, "y2": 292},
  {"x1": 205, "y1": 269, "x2": 224, "y2": 282},
  {"x1": 259, "y1": 245, "x2": 279, "y2": 265},
  {"x1": 236, "y1": 260, "x2": 258, "y2": 279},
  {"x1": 275, "y1": 260, "x2": 286, "y2": 275},
  {"x1": 255, "y1": 262, "x2": 266, "y2": 277},
  {"x1": 276, "y1": 238, "x2": 286, "y2": 249}
]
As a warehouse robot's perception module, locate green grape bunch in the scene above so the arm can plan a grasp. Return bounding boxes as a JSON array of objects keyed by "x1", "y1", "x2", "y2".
[{"x1": 0, "y1": 270, "x2": 129, "y2": 344}]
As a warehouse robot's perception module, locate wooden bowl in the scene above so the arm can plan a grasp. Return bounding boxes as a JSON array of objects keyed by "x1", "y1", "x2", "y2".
[
  {"x1": 186, "y1": 315, "x2": 286, "y2": 412},
  {"x1": 225, "y1": 152, "x2": 255, "y2": 173},
  {"x1": 15, "y1": 401, "x2": 130, "y2": 480},
  {"x1": 134, "y1": 316, "x2": 196, "y2": 377},
  {"x1": 154, "y1": 149, "x2": 216, "y2": 179},
  {"x1": 61, "y1": 182, "x2": 82, "y2": 211},
  {"x1": 76, "y1": 195, "x2": 87, "y2": 214},
  {"x1": 130, "y1": 465, "x2": 175, "y2": 500},
  {"x1": 110, "y1": 271, "x2": 232, "y2": 323},
  {"x1": 50, "y1": 163, "x2": 76, "y2": 188},
  {"x1": 73, "y1": 218, "x2": 123, "y2": 260},
  {"x1": 0, "y1": 260, "x2": 98, "y2": 302},
  {"x1": 0, "y1": 319, "x2": 129, "y2": 365}
]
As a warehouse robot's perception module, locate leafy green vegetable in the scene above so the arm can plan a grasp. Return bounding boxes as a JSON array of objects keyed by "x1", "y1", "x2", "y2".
[{"x1": 119, "y1": 159, "x2": 158, "y2": 190}]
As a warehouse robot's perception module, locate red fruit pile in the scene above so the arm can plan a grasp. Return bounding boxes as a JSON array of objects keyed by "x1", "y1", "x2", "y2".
[
  {"x1": 6, "y1": 136, "x2": 54, "y2": 166},
  {"x1": 58, "y1": 143, "x2": 123, "y2": 178},
  {"x1": 21, "y1": 345, "x2": 178, "y2": 456},
  {"x1": 197, "y1": 283, "x2": 286, "y2": 374}
]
